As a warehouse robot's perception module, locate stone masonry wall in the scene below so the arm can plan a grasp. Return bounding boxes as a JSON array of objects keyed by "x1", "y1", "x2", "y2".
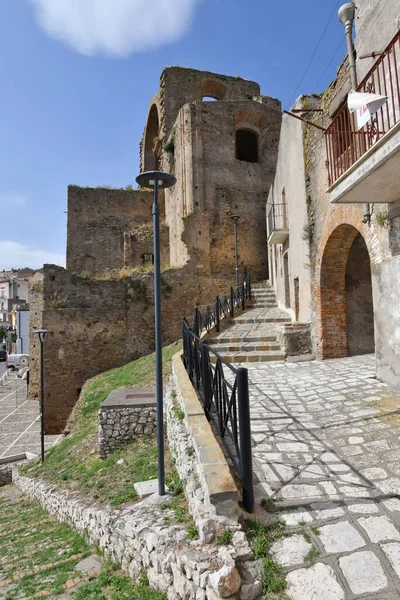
[
  {"x1": 13, "y1": 470, "x2": 261, "y2": 600},
  {"x1": 99, "y1": 404, "x2": 156, "y2": 458},
  {"x1": 66, "y1": 186, "x2": 169, "y2": 277},
  {"x1": 29, "y1": 264, "x2": 239, "y2": 433},
  {"x1": 164, "y1": 98, "x2": 281, "y2": 280}
]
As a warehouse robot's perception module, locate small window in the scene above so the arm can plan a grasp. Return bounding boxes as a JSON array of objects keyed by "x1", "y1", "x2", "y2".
[
  {"x1": 202, "y1": 96, "x2": 218, "y2": 102},
  {"x1": 141, "y1": 253, "x2": 154, "y2": 265},
  {"x1": 236, "y1": 129, "x2": 258, "y2": 163}
]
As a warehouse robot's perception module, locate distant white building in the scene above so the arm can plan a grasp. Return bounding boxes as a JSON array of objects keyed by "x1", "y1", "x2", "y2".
[{"x1": 14, "y1": 306, "x2": 29, "y2": 354}]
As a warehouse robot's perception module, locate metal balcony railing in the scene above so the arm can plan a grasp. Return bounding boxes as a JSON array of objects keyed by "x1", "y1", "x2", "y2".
[
  {"x1": 267, "y1": 203, "x2": 288, "y2": 234},
  {"x1": 325, "y1": 30, "x2": 400, "y2": 186}
]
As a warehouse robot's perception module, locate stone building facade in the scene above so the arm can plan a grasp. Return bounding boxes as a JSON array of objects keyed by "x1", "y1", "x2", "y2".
[
  {"x1": 30, "y1": 68, "x2": 282, "y2": 432},
  {"x1": 267, "y1": 0, "x2": 400, "y2": 383}
]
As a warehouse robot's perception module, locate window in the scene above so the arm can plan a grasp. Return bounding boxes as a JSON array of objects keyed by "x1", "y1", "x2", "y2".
[
  {"x1": 141, "y1": 253, "x2": 154, "y2": 265},
  {"x1": 202, "y1": 96, "x2": 218, "y2": 102},
  {"x1": 235, "y1": 129, "x2": 258, "y2": 163}
]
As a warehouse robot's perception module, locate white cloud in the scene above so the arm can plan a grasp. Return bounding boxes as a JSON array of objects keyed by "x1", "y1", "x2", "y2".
[
  {"x1": 29, "y1": 0, "x2": 199, "y2": 56},
  {"x1": 0, "y1": 193, "x2": 26, "y2": 209},
  {"x1": 0, "y1": 241, "x2": 65, "y2": 270}
]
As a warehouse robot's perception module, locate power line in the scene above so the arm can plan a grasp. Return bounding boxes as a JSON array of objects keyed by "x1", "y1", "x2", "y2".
[
  {"x1": 314, "y1": 34, "x2": 346, "y2": 91},
  {"x1": 285, "y1": 0, "x2": 342, "y2": 109},
  {"x1": 313, "y1": 0, "x2": 391, "y2": 93}
]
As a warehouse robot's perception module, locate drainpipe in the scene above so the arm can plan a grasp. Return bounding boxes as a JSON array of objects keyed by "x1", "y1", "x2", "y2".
[{"x1": 339, "y1": 3, "x2": 370, "y2": 223}]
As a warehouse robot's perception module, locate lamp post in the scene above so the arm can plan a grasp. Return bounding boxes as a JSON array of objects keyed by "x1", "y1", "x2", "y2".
[
  {"x1": 33, "y1": 328, "x2": 51, "y2": 462},
  {"x1": 231, "y1": 215, "x2": 240, "y2": 287},
  {"x1": 135, "y1": 170, "x2": 176, "y2": 496}
]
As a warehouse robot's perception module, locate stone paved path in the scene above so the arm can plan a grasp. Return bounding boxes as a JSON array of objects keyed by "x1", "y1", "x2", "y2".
[
  {"x1": 216, "y1": 285, "x2": 400, "y2": 599},
  {"x1": 0, "y1": 372, "x2": 60, "y2": 458},
  {"x1": 247, "y1": 354, "x2": 400, "y2": 599}
]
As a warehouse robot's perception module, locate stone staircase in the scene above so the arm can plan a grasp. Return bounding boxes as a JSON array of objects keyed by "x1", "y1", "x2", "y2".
[{"x1": 208, "y1": 283, "x2": 291, "y2": 363}]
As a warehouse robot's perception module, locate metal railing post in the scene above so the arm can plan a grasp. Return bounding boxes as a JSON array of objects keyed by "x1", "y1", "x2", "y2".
[
  {"x1": 215, "y1": 296, "x2": 220, "y2": 332},
  {"x1": 201, "y1": 341, "x2": 211, "y2": 416},
  {"x1": 237, "y1": 367, "x2": 254, "y2": 513},
  {"x1": 230, "y1": 287, "x2": 234, "y2": 318},
  {"x1": 193, "y1": 307, "x2": 200, "y2": 338},
  {"x1": 241, "y1": 281, "x2": 245, "y2": 310}
]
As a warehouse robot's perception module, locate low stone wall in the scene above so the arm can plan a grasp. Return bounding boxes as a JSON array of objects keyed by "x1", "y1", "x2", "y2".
[
  {"x1": 13, "y1": 471, "x2": 261, "y2": 600},
  {"x1": 278, "y1": 323, "x2": 312, "y2": 357},
  {"x1": 167, "y1": 353, "x2": 244, "y2": 532},
  {"x1": 98, "y1": 389, "x2": 156, "y2": 458},
  {"x1": 0, "y1": 466, "x2": 12, "y2": 487}
]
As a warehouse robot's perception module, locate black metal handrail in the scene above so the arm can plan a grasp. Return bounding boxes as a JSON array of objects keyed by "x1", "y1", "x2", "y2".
[
  {"x1": 181, "y1": 268, "x2": 254, "y2": 513},
  {"x1": 191, "y1": 268, "x2": 252, "y2": 337}
]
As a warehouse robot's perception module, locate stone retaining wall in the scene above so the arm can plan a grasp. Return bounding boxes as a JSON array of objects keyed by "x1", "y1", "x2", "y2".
[
  {"x1": 98, "y1": 389, "x2": 157, "y2": 458},
  {"x1": 0, "y1": 466, "x2": 12, "y2": 487},
  {"x1": 167, "y1": 352, "x2": 240, "y2": 528},
  {"x1": 13, "y1": 471, "x2": 261, "y2": 600},
  {"x1": 278, "y1": 323, "x2": 312, "y2": 357}
]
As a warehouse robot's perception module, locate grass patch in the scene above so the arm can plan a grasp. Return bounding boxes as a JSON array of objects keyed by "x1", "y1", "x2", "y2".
[
  {"x1": 0, "y1": 487, "x2": 166, "y2": 600},
  {"x1": 245, "y1": 519, "x2": 287, "y2": 595},
  {"x1": 304, "y1": 544, "x2": 320, "y2": 563},
  {"x1": 22, "y1": 342, "x2": 181, "y2": 507},
  {"x1": 74, "y1": 564, "x2": 166, "y2": 600},
  {"x1": 186, "y1": 526, "x2": 199, "y2": 540},
  {"x1": 216, "y1": 530, "x2": 233, "y2": 545}
]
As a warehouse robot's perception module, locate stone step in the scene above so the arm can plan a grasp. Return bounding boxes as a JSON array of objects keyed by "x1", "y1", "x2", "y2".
[
  {"x1": 247, "y1": 302, "x2": 277, "y2": 308},
  {"x1": 209, "y1": 342, "x2": 281, "y2": 353},
  {"x1": 210, "y1": 350, "x2": 285, "y2": 364},
  {"x1": 208, "y1": 335, "x2": 278, "y2": 343},
  {"x1": 251, "y1": 291, "x2": 276, "y2": 297},
  {"x1": 234, "y1": 316, "x2": 291, "y2": 324}
]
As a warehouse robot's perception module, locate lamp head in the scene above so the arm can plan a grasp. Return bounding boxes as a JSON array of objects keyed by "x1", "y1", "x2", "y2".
[
  {"x1": 230, "y1": 214, "x2": 240, "y2": 221},
  {"x1": 338, "y1": 2, "x2": 355, "y2": 24},
  {"x1": 33, "y1": 328, "x2": 51, "y2": 343},
  {"x1": 136, "y1": 170, "x2": 176, "y2": 189}
]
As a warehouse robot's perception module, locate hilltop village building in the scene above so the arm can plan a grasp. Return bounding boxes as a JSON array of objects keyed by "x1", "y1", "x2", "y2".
[{"x1": 30, "y1": 0, "x2": 400, "y2": 431}]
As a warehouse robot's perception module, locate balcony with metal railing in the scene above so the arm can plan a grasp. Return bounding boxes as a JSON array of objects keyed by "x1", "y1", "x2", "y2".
[
  {"x1": 267, "y1": 203, "x2": 289, "y2": 244},
  {"x1": 326, "y1": 30, "x2": 400, "y2": 205}
]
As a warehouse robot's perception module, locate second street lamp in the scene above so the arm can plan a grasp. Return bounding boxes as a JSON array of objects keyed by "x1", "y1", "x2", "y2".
[
  {"x1": 231, "y1": 215, "x2": 240, "y2": 287},
  {"x1": 33, "y1": 328, "x2": 51, "y2": 462},
  {"x1": 135, "y1": 170, "x2": 176, "y2": 496}
]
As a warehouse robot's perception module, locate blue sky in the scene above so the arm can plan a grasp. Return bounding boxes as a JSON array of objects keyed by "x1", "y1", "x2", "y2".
[{"x1": 0, "y1": 0, "x2": 345, "y2": 270}]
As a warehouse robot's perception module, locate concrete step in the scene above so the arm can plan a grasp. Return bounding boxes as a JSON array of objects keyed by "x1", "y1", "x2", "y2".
[
  {"x1": 209, "y1": 342, "x2": 281, "y2": 353},
  {"x1": 210, "y1": 350, "x2": 285, "y2": 364}
]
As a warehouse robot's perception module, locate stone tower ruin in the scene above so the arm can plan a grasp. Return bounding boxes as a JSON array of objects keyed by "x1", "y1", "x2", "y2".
[{"x1": 29, "y1": 67, "x2": 282, "y2": 432}]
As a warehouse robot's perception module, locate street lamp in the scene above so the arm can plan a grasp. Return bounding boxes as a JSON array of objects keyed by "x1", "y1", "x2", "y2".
[
  {"x1": 231, "y1": 215, "x2": 240, "y2": 287},
  {"x1": 33, "y1": 328, "x2": 51, "y2": 462},
  {"x1": 135, "y1": 170, "x2": 176, "y2": 496}
]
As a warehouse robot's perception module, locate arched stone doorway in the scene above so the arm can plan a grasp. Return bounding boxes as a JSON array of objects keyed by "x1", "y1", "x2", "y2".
[{"x1": 319, "y1": 224, "x2": 375, "y2": 359}]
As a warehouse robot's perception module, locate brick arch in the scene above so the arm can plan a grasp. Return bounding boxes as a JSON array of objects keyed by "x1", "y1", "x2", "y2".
[{"x1": 317, "y1": 223, "x2": 374, "y2": 359}]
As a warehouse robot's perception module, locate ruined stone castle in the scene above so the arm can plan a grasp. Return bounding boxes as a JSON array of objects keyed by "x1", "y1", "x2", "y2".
[
  {"x1": 30, "y1": 0, "x2": 400, "y2": 431},
  {"x1": 29, "y1": 68, "x2": 282, "y2": 432}
]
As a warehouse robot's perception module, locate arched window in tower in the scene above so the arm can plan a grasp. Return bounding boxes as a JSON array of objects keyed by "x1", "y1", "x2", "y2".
[
  {"x1": 235, "y1": 129, "x2": 258, "y2": 163},
  {"x1": 143, "y1": 104, "x2": 160, "y2": 172}
]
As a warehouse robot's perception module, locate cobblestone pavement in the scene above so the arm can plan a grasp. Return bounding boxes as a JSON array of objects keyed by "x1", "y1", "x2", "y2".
[
  {"x1": 0, "y1": 373, "x2": 60, "y2": 458},
  {"x1": 245, "y1": 353, "x2": 400, "y2": 599}
]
